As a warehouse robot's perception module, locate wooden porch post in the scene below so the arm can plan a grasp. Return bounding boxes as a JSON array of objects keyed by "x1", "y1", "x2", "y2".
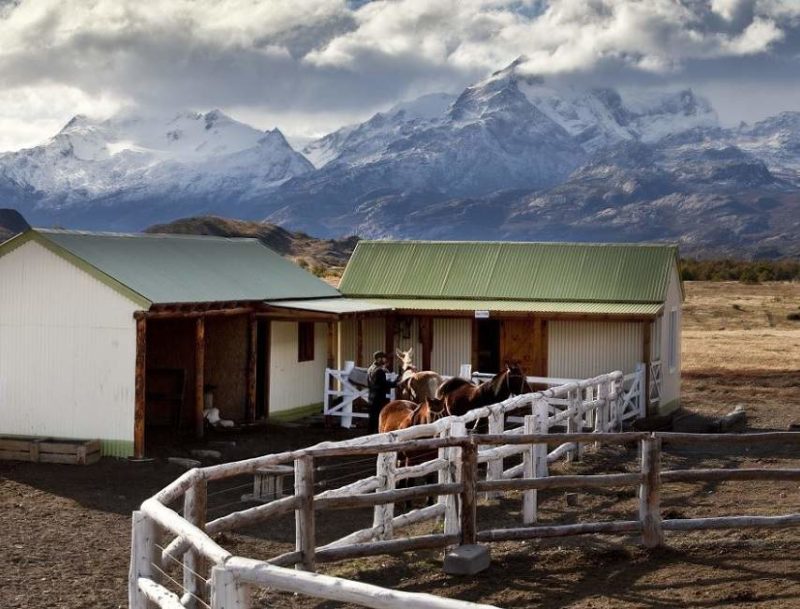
[
  {"x1": 420, "y1": 317, "x2": 432, "y2": 372},
  {"x1": 356, "y1": 315, "x2": 364, "y2": 367},
  {"x1": 384, "y1": 314, "x2": 395, "y2": 371},
  {"x1": 195, "y1": 317, "x2": 206, "y2": 439},
  {"x1": 246, "y1": 313, "x2": 257, "y2": 423},
  {"x1": 642, "y1": 321, "x2": 652, "y2": 416},
  {"x1": 471, "y1": 317, "x2": 479, "y2": 371},
  {"x1": 134, "y1": 316, "x2": 147, "y2": 459}
]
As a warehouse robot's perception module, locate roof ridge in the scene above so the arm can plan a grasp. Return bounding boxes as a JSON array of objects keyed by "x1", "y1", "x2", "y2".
[
  {"x1": 35, "y1": 228, "x2": 262, "y2": 243},
  {"x1": 358, "y1": 239, "x2": 679, "y2": 248}
]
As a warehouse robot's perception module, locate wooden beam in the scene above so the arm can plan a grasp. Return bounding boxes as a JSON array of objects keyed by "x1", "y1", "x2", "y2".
[
  {"x1": 136, "y1": 307, "x2": 254, "y2": 320},
  {"x1": 134, "y1": 317, "x2": 147, "y2": 459},
  {"x1": 471, "y1": 318, "x2": 479, "y2": 370},
  {"x1": 326, "y1": 322, "x2": 336, "y2": 370},
  {"x1": 356, "y1": 316, "x2": 364, "y2": 367},
  {"x1": 420, "y1": 317, "x2": 432, "y2": 371},
  {"x1": 246, "y1": 314, "x2": 257, "y2": 424},
  {"x1": 195, "y1": 318, "x2": 206, "y2": 439},
  {"x1": 264, "y1": 320, "x2": 272, "y2": 420},
  {"x1": 384, "y1": 314, "x2": 396, "y2": 370},
  {"x1": 642, "y1": 321, "x2": 652, "y2": 415}
]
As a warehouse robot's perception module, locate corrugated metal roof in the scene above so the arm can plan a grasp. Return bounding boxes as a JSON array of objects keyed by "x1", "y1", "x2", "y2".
[
  {"x1": 266, "y1": 298, "x2": 392, "y2": 315},
  {"x1": 356, "y1": 298, "x2": 663, "y2": 316},
  {"x1": 33, "y1": 229, "x2": 340, "y2": 305},
  {"x1": 340, "y1": 241, "x2": 678, "y2": 304}
]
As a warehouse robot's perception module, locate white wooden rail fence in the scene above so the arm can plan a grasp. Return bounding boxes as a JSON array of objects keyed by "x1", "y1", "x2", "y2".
[{"x1": 324, "y1": 362, "x2": 652, "y2": 428}]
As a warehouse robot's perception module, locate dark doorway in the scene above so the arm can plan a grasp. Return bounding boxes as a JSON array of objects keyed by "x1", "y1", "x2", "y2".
[
  {"x1": 476, "y1": 319, "x2": 501, "y2": 373},
  {"x1": 255, "y1": 320, "x2": 270, "y2": 419}
]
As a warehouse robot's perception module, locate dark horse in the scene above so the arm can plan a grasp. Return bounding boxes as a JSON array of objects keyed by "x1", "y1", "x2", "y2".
[
  {"x1": 378, "y1": 397, "x2": 447, "y2": 509},
  {"x1": 437, "y1": 362, "x2": 532, "y2": 418}
]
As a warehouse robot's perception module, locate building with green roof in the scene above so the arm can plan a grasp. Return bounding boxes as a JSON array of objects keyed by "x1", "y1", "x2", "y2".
[
  {"x1": 0, "y1": 229, "x2": 362, "y2": 458},
  {"x1": 331, "y1": 240, "x2": 683, "y2": 416}
]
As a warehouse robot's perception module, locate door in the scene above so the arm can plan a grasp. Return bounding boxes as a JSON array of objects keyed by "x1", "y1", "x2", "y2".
[
  {"x1": 255, "y1": 320, "x2": 270, "y2": 419},
  {"x1": 475, "y1": 319, "x2": 501, "y2": 373},
  {"x1": 500, "y1": 318, "x2": 547, "y2": 377}
]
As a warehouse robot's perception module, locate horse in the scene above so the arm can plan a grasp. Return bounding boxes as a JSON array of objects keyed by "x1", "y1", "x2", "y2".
[
  {"x1": 437, "y1": 362, "x2": 532, "y2": 418},
  {"x1": 394, "y1": 348, "x2": 442, "y2": 405},
  {"x1": 378, "y1": 396, "x2": 448, "y2": 509}
]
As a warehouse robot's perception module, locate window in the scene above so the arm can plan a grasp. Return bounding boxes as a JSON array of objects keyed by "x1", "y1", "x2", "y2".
[
  {"x1": 667, "y1": 309, "x2": 678, "y2": 372},
  {"x1": 298, "y1": 322, "x2": 315, "y2": 362}
]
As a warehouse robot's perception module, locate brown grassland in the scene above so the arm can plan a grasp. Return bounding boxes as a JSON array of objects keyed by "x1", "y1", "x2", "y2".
[{"x1": 1, "y1": 281, "x2": 800, "y2": 609}]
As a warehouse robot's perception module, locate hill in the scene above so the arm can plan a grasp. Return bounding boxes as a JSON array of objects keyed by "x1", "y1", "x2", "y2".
[{"x1": 145, "y1": 216, "x2": 357, "y2": 276}]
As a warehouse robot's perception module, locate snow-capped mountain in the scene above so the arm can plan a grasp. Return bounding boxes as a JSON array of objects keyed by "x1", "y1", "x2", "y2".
[
  {"x1": 0, "y1": 58, "x2": 798, "y2": 257},
  {"x1": 0, "y1": 110, "x2": 312, "y2": 228}
]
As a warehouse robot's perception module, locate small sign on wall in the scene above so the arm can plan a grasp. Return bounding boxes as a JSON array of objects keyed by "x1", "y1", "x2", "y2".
[{"x1": 474, "y1": 310, "x2": 490, "y2": 319}]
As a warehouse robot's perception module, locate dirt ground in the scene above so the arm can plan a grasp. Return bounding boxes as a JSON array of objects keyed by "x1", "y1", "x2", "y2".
[{"x1": 2, "y1": 281, "x2": 800, "y2": 609}]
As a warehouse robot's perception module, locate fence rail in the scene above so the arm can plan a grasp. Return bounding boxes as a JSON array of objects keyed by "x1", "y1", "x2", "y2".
[{"x1": 132, "y1": 373, "x2": 796, "y2": 609}]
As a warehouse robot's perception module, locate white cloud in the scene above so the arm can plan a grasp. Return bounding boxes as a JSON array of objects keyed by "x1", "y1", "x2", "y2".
[{"x1": 0, "y1": 0, "x2": 797, "y2": 150}]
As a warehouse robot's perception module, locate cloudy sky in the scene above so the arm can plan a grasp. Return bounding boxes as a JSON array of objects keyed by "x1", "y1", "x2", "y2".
[{"x1": 0, "y1": 0, "x2": 799, "y2": 151}]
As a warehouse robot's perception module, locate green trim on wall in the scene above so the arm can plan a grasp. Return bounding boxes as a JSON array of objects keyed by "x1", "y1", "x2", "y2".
[
  {"x1": 0, "y1": 229, "x2": 152, "y2": 309},
  {"x1": 268, "y1": 402, "x2": 323, "y2": 422},
  {"x1": 101, "y1": 439, "x2": 135, "y2": 458}
]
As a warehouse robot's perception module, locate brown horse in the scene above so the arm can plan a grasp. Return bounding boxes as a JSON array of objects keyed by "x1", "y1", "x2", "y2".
[
  {"x1": 395, "y1": 348, "x2": 442, "y2": 405},
  {"x1": 378, "y1": 396, "x2": 447, "y2": 509},
  {"x1": 437, "y1": 362, "x2": 532, "y2": 417}
]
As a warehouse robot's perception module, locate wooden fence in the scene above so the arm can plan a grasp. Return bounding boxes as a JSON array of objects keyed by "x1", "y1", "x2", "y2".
[{"x1": 131, "y1": 372, "x2": 800, "y2": 609}]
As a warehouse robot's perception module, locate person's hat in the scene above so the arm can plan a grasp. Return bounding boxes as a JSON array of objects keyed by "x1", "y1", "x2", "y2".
[{"x1": 373, "y1": 350, "x2": 387, "y2": 360}]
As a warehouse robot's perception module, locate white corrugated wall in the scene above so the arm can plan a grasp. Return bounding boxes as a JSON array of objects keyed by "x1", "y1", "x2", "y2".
[
  {"x1": 269, "y1": 321, "x2": 327, "y2": 416},
  {"x1": 338, "y1": 318, "x2": 358, "y2": 365},
  {"x1": 431, "y1": 318, "x2": 471, "y2": 377},
  {"x1": 658, "y1": 267, "x2": 682, "y2": 412},
  {"x1": 548, "y1": 320, "x2": 643, "y2": 380},
  {"x1": 362, "y1": 318, "x2": 385, "y2": 364},
  {"x1": 0, "y1": 240, "x2": 139, "y2": 456}
]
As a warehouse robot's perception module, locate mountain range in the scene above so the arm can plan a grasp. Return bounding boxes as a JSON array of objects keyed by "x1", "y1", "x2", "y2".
[{"x1": 1, "y1": 59, "x2": 798, "y2": 258}]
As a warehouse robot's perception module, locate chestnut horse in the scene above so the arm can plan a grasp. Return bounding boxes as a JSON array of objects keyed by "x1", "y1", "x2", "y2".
[
  {"x1": 378, "y1": 396, "x2": 447, "y2": 508},
  {"x1": 437, "y1": 362, "x2": 532, "y2": 418},
  {"x1": 395, "y1": 348, "x2": 442, "y2": 405}
]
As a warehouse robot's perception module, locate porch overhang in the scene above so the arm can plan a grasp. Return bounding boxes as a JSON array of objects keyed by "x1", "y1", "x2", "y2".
[{"x1": 263, "y1": 297, "x2": 393, "y2": 318}]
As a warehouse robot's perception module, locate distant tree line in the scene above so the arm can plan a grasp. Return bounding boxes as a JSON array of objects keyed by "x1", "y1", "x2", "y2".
[{"x1": 680, "y1": 258, "x2": 800, "y2": 283}]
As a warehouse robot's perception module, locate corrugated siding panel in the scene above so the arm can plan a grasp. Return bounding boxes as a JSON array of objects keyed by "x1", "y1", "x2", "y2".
[
  {"x1": 548, "y1": 321, "x2": 642, "y2": 379},
  {"x1": 356, "y1": 298, "x2": 662, "y2": 315},
  {"x1": 341, "y1": 241, "x2": 677, "y2": 303},
  {"x1": 269, "y1": 322, "x2": 326, "y2": 414},
  {"x1": 0, "y1": 240, "x2": 139, "y2": 456},
  {"x1": 659, "y1": 267, "x2": 683, "y2": 410},
  {"x1": 338, "y1": 318, "x2": 358, "y2": 366},
  {"x1": 393, "y1": 317, "x2": 422, "y2": 373},
  {"x1": 431, "y1": 319, "x2": 472, "y2": 377},
  {"x1": 362, "y1": 318, "x2": 386, "y2": 364}
]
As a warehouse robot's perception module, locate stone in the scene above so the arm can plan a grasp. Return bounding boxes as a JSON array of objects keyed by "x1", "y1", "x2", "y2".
[
  {"x1": 564, "y1": 492, "x2": 579, "y2": 507},
  {"x1": 443, "y1": 544, "x2": 491, "y2": 575}
]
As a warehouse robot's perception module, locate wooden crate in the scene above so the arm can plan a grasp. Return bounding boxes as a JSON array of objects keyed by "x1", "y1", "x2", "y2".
[{"x1": 0, "y1": 436, "x2": 101, "y2": 465}]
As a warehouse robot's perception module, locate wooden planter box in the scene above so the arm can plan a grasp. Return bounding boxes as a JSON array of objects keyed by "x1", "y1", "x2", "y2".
[{"x1": 0, "y1": 436, "x2": 101, "y2": 465}]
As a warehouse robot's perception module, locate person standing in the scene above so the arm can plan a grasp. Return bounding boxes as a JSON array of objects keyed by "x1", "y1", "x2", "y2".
[{"x1": 367, "y1": 350, "x2": 396, "y2": 433}]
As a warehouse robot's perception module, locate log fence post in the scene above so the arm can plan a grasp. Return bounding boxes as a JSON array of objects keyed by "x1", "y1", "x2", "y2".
[
  {"x1": 522, "y1": 414, "x2": 537, "y2": 525},
  {"x1": 129, "y1": 510, "x2": 161, "y2": 609},
  {"x1": 567, "y1": 389, "x2": 582, "y2": 462},
  {"x1": 210, "y1": 566, "x2": 251, "y2": 609},
  {"x1": 639, "y1": 434, "x2": 664, "y2": 548},
  {"x1": 460, "y1": 440, "x2": 478, "y2": 546},
  {"x1": 442, "y1": 419, "x2": 466, "y2": 539},
  {"x1": 485, "y1": 409, "x2": 505, "y2": 499},
  {"x1": 295, "y1": 455, "x2": 316, "y2": 571},
  {"x1": 372, "y1": 451, "x2": 397, "y2": 540},
  {"x1": 534, "y1": 398, "x2": 549, "y2": 478},
  {"x1": 183, "y1": 477, "x2": 208, "y2": 608}
]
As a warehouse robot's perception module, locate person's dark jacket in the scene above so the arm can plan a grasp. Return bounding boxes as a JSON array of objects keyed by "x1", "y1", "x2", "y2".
[{"x1": 367, "y1": 363, "x2": 396, "y2": 406}]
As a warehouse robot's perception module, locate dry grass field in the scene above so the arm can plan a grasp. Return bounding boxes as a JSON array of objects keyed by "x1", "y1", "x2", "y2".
[{"x1": 2, "y1": 280, "x2": 800, "y2": 609}]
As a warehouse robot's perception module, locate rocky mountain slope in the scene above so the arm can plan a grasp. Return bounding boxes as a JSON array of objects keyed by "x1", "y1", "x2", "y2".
[
  {"x1": 145, "y1": 216, "x2": 357, "y2": 271},
  {"x1": 0, "y1": 208, "x2": 30, "y2": 243},
  {"x1": 0, "y1": 59, "x2": 798, "y2": 258}
]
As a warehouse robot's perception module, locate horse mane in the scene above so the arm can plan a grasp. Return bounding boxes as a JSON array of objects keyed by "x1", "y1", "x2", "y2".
[{"x1": 485, "y1": 369, "x2": 508, "y2": 397}]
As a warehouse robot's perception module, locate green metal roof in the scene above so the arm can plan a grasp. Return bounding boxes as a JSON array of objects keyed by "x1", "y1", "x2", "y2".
[
  {"x1": 1, "y1": 229, "x2": 339, "y2": 307},
  {"x1": 340, "y1": 241, "x2": 679, "y2": 304},
  {"x1": 266, "y1": 298, "x2": 392, "y2": 315},
  {"x1": 356, "y1": 298, "x2": 663, "y2": 317}
]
